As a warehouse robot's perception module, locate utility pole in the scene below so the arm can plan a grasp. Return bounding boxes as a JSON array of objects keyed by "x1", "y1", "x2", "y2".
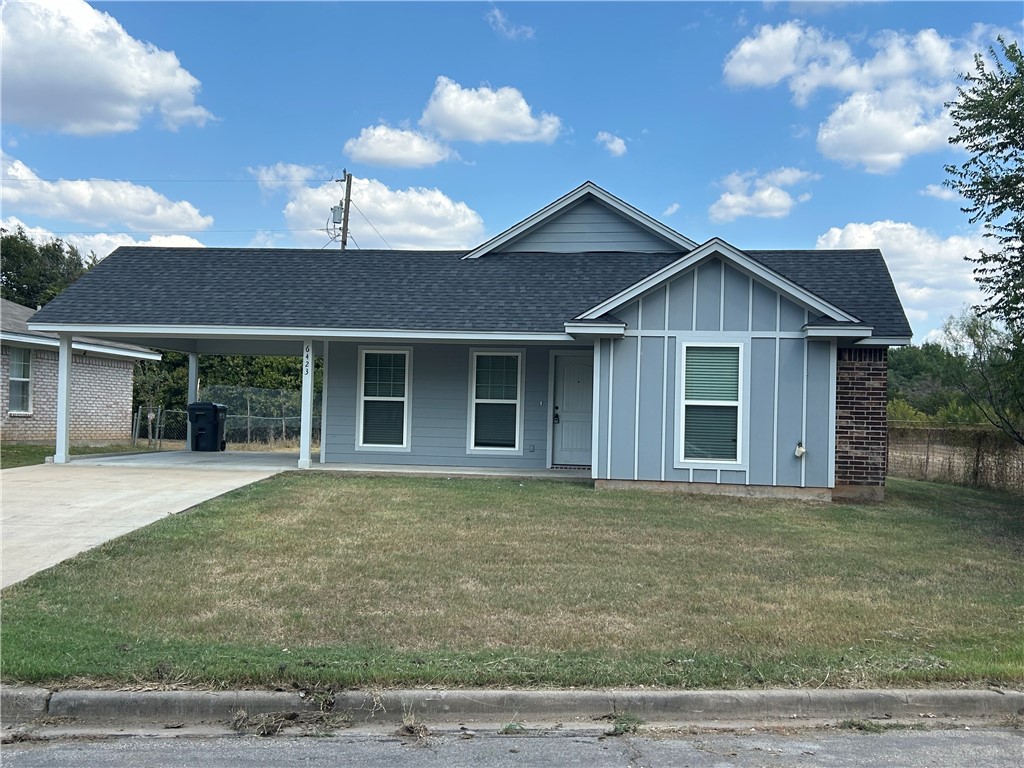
[{"x1": 340, "y1": 171, "x2": 353, "y2": 251}]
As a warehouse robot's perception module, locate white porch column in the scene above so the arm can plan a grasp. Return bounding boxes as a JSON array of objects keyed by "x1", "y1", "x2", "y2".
[
  {"x1": 319, "y1": 341, "x2": 329, "y2": 464},
  {"x1": 298, "y1": 339, "x2": 314, "y2": 469},
  {"x1": 53, "y1": 334, "x2": 72, "y2": 464},
  {"x1": 186, "y1": 352, "x2": 199, "y2": 451}
]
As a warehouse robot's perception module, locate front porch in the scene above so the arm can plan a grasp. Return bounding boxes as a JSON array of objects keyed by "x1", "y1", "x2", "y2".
[{"x1": 65, "y1": 449, "x2": 592, "y2": 481}]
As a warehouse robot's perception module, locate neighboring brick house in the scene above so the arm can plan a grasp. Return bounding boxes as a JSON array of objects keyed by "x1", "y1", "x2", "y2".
[{"x1": 1, "y1": 298, "x2": 159, "y2": 443}]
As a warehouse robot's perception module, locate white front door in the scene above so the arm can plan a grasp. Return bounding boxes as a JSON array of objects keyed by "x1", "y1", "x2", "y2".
[{"x1": 552, "y1": 354, "x2": 593, "y2": 466}]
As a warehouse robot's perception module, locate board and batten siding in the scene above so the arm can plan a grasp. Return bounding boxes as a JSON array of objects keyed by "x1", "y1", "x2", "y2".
[
  {"x1": 594, "y1": 257, "x2": 837, "y2": 489},
  {"x1": 498, "y1": 199, "x2": 678, "y2": 253},
  {"x1": 322, "y1": 342, "x2": 586, "y2": 468}
]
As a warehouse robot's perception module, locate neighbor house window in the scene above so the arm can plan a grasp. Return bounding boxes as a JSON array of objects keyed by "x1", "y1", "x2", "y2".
[
  {"x1": 8, "y1": 347, "x2": 31, "y2": 413},
  {"x1": 358, "y1": 349, "x2": 410, "y2": 448},
  {"x1": 470, "y1": 351, "x2": 522, "y2": 450},
  {"x1": 681, "y1": 345, "x2": 740, "y2": 462}
]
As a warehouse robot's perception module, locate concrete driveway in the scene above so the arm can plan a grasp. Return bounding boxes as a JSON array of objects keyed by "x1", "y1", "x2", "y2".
[{"x1": 1, "y1": 462, "x2": 282, "y2": 589}]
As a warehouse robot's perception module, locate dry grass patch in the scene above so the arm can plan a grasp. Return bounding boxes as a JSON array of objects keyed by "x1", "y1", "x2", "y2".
[{"x1": 2, "y1": 474, "x2": 1021, "y2": 688}]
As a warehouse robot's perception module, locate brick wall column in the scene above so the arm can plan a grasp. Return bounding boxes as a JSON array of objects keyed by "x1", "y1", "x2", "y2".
[{"x1": 834, "y1": 347, "x2": 888, "y2": 501}]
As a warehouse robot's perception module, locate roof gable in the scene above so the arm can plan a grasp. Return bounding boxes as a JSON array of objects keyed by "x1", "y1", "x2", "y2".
[
  {"x1": 576, "y1": 238, "x2": 861, "y2": 325},
  {"x1": 463, "y1": 181, "x2": 698, "y2": 258}
]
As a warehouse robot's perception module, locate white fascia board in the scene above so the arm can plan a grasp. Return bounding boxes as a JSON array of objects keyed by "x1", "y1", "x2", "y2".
[
  {"x1": 563, "y1": 322, "x2": 626, "y2": 337},
  {"x1": 26, "y1": 323, "x2": 575, "y2": 343},
  {"x1": 804, "y1": 325, "x2": 873, "y2": 338},
  {"x1": 1, "y1": 331, "x2": 161, "y2": 360},
  {"x1": 855, "y1": 336, "x2": 912, "y2": 347},
  {"x1": 577, "y1": 238, "x2": 860, "y2": 324},
  {"x1": 462, "y1": 181, "x2": 698, "y2": 259}
]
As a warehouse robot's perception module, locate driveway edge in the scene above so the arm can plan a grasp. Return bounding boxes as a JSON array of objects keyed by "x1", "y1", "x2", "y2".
[{"x1": 4, "y1": 685, "x2": 1023, "y2": 727}]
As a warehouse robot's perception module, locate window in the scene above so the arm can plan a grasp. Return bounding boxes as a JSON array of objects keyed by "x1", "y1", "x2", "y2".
[
  {"x1": 681, "y1": 345, "x2": 740, "y2": 462},
  {"x1": 470, "y1": 351, "x2": 522, "y2": 450},
  {"x1": 8, "y1": 347, "x2": 31, "y2": 413},
  {"x1": 358, "y1": 349, "x2": 409, "y2": 448}
]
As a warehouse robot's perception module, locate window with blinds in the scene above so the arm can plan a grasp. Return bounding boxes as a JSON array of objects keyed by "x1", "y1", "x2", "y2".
[
  {"x1": 359, "y1": 350, "x2": 409, "y2": 447},
  {"x1": 470, "y1": 352, "x2": 521, "y2": 450},
  {"x1": 682, "y1": 345, "x2": 740, "y2": 461},
  {"x1": 8, "y1": 347, "x2": 31, "y2": 413}
]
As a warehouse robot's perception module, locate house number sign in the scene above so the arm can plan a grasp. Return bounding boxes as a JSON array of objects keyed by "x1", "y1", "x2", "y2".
[{"x1": 303, "y1": 344, "x2": 312, "y2": 377}]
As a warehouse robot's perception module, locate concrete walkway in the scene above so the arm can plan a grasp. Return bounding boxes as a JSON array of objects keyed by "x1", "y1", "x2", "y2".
[{"x1": 1, "y1": 462, "x2": 282, "y2": 589}]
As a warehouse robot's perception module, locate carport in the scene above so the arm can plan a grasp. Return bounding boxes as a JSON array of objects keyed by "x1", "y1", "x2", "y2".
[{"x1": 28, "y1": 328, "x2": 325, "y2": 470}]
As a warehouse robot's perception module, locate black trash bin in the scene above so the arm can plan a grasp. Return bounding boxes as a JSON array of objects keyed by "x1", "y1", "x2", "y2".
[{"x1": 187, "y1": 402, "x2": 227, "y2": 452}]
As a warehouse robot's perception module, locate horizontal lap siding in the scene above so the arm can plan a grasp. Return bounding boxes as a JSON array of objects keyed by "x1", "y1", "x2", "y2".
[
  {"x1": 500, "y1": 200, "x2": 677, "y2": 253},
  {"x1": 597, "y1": 258, "x2": 833, "y2": 489},
  {"x1": 323, "y1": 342, "x2": 567, "y2": 468}
]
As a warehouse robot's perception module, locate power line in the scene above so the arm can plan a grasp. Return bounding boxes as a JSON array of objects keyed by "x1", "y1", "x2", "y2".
[
  {"x1": 351, "y1": 200, "x2": 392, "y2": 249},
  {"x1": 1, "y1": 177, "x2": 335, "y2": 184}
]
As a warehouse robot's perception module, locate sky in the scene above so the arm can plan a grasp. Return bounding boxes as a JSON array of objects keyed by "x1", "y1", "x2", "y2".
[{"x1": 1, "y1": 1, "x2": 1021, "y2": 342}]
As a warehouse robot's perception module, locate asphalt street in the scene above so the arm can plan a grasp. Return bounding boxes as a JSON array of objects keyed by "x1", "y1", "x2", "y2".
[{"x1": 3, "y1": 727, "x2": 1022, "y2": 767}]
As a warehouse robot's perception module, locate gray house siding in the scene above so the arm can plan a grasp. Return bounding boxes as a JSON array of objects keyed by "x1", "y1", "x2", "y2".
[
  {"x1": 498, "y1": 200, "x2": 678, "y2": 253},
  {"x1": 595, "y1": 258, "x2": 836, "y2": 489},
  {"x1": 322, "y1": 341, "x2": 589, "y2": 468}
]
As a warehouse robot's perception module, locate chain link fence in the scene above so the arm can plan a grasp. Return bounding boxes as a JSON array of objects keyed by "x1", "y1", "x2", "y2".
[
  {"x1": 888, "y1": 423, "x2": 1024, "y2": 493},
  {"x1": 133, "y1": 386, "x2": 321, "y2": 451}
]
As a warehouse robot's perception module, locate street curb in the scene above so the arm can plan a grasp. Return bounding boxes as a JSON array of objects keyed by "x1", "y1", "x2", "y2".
[
  {"x1": 0, "y1": 686, "x2": 50, "y2": 724},
  {"x1": 4, "y1": 686, "x2": 1023, "y2": 727}
]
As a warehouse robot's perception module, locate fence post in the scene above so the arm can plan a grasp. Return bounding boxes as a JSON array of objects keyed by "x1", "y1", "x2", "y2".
[
  {"x1": 973, "y1": 431, "x2": 983, "y2": 487},
  {"x1": 132, "y1": 406, "x2": 141, "y2": 447},
  {"x1": 156, "y1": 406, "x2": 164, "y2": 451}
]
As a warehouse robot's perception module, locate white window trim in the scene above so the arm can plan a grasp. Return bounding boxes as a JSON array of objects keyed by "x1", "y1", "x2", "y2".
[
  {"x1": 355, "y1": 346, "x2": 412, "y2": 452},
  {"x1": 8, "y1": 347, "x2": 32, "y2": 415},
  {"x1": 467, "y1": 348, "x2": 525, "y2": 455},
  {"x1": 675, "y1": 341, "x2": 745, "y2": 468}
]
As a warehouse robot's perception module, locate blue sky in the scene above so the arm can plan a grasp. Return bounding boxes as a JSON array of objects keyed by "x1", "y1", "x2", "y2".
[{"x1": 2, "y1": 1, "x2": 1021, "y2": 341}]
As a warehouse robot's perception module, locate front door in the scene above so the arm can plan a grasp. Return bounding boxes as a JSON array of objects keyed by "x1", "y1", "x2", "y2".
[{"x1": 552, "y1": 354, "x2": 593, "y2": 467}]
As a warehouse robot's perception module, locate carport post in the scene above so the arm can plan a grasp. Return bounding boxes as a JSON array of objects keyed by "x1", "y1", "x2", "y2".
[
  {"x1": 53, "y1": 334, "x2": 72, "y2": 464},
  {"x1": 186, "y1": 352, "x2": 199, "y2": 450},
  {"x1": 298, "y1": 339, "x2": 314, "y2": 469}
]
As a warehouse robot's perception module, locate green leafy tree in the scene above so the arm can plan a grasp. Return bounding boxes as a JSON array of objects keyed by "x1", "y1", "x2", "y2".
[
  {"x1": 942, "y1": 309, "x2": 1024, "y2": 445},
  {"x1": 944, "y1": 37, "x2": 1024, "y2": 332},
  {"x1": 1, "y1": 226, "x2": 95, "y2": 308},
  {"x1": 888, "y1": 342, "x2": 962, "y2": 415}
]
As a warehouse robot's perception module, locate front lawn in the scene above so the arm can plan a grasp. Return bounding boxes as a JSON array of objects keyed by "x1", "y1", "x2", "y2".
[{"x1": 1, "y1": 475, "x2": 1021, "y2": 689}]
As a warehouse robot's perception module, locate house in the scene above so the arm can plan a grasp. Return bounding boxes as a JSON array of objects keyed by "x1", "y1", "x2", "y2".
[
  {"x1": 2, "y1": 298, "x2": 160, "y2": 443},
  {"x1": 28, "y1": 182, "x2": 911, "y2": 499}
]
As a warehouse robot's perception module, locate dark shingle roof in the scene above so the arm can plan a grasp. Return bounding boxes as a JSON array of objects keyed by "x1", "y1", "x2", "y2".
[
  {"x1": 1, "y1": 298, "x2": 156, "y2": 356},
  {"x1": 30, "y1": 246, "x2": 911, "y2": 339},
  {"x1": 747, "y1": 250, "x2": 913, "y2": 338}
]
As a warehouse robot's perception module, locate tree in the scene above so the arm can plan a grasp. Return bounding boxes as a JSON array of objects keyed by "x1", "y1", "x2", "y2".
[
  {"x1": 0, "y1": 226, "x2": 95, "y2": 308},
  {"x1": 942, "y1": 309, "x2": 1024, "y2": 445},
  {"x1": 944, "y1": 37, "x2": 1024, "y2": 333}
]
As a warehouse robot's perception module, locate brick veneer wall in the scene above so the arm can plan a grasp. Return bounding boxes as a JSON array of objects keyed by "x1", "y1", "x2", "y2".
[
  {"x1": 1, "y1": 345, "x2": 136, "y2": 442},
  {"x1": 834, "y1": 347, "x2": 888, "y2": 500}
]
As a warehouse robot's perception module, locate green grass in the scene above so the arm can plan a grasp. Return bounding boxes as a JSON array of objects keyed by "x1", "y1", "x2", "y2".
[
  {"x1": 0, "y1": 442, "x2": 145, "y2": 469},
  {"x1": 1, "y1": 475, "x2": 1021, "y2": 690}
]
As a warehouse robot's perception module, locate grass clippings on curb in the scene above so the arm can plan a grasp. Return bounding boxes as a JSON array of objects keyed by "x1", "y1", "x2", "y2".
[{"x1": 1, "y1": 474, "x2": 1021, "y2": 689}]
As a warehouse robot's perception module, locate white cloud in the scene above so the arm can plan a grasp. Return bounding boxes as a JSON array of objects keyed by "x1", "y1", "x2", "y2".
[
  {"x1": 708, "y1": 167, "x2": 819, "y2": 222},
  {"x1": 1, "y1": 216, "x2": 205, "y2": 260},
  {"x1": 595, "y1": 131, "x2": 627, "y2": 157},
  {"x1": 0, "y1": 0, "x2": 213, "y2": 135},
  {"x1": 662, "y1": 203, "x2": 680, "y2": 217},
  {"x1": 249, "y1": 162, "x2": 325, "y2": 195},
  {"x1": 263, "y1": 169, "x2": 484, "y2": 250},
  {"x1": 921, "y1": 183, "x2": 958, "y2": 201},
  {"x1": 343, "y1": 124, "x2": 455, "y2": 167},
  {"x1": 419, "y1": 76, "x2": 561, "y2": 143},
  {"x1": 816, "y1": 220, "x2": 985, "y2": 340},
  {"x1": 485, "y1": 7, "x2": 534, "y2": 40},
  {"x1": 723, "y1": 22, "x2": 1008, "y2": 172},
  {"x1": 1, "y1": 153, "x2": 213, "y2": 232}
]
